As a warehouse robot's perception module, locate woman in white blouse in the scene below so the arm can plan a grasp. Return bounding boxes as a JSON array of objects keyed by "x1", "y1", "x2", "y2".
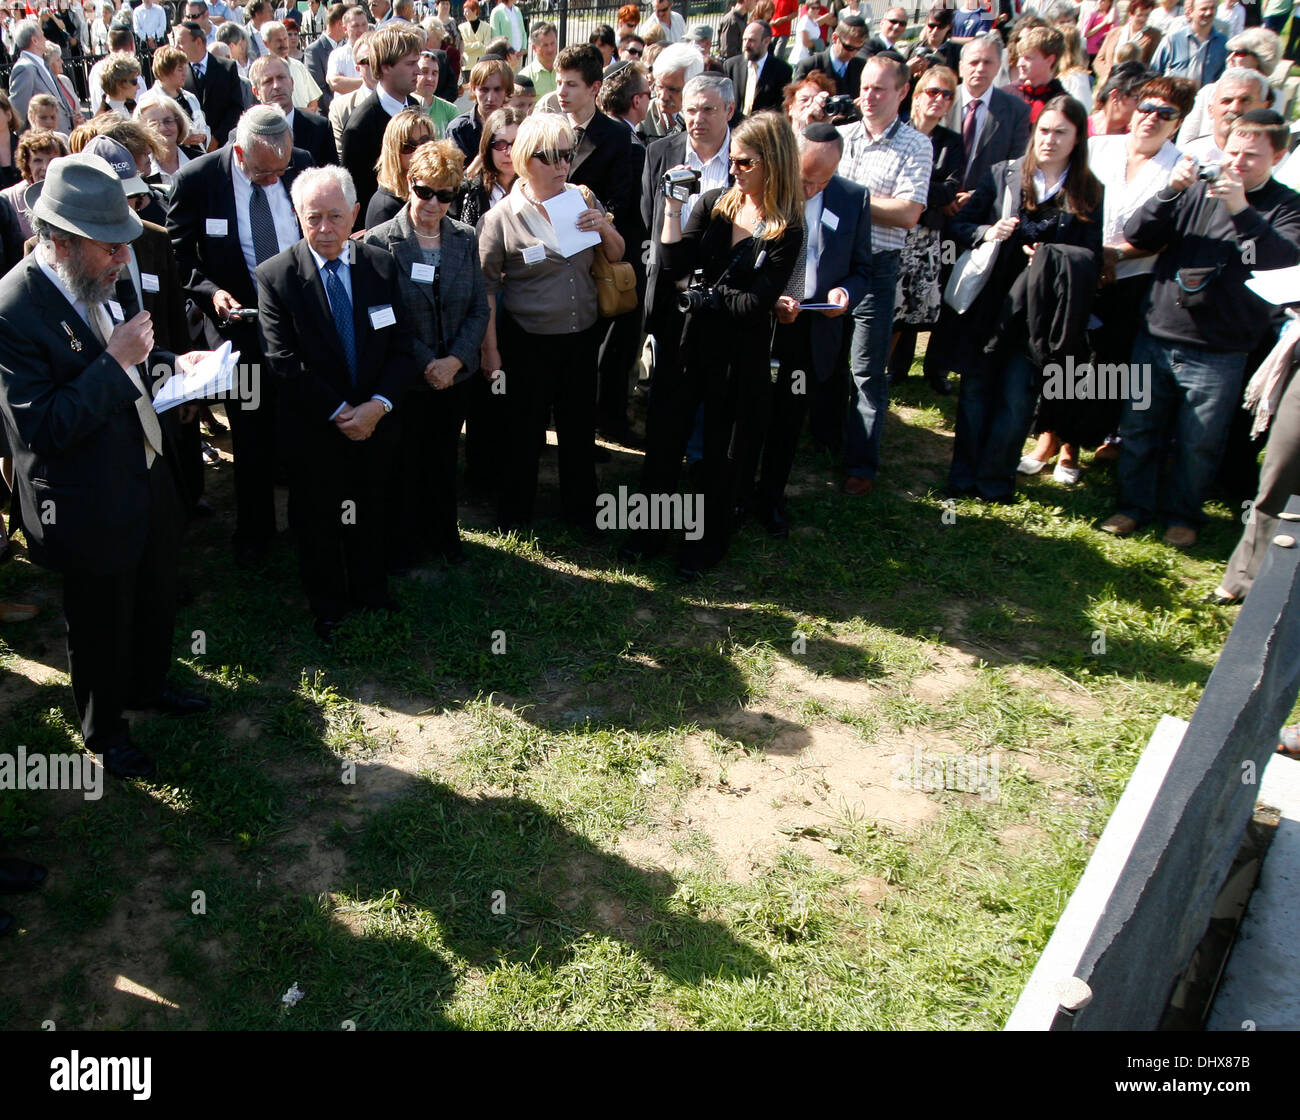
[
  {"x1": 150, "y1": 45, "x2": 212, "y2": 151},
  {"x1": 135, "y1": 92, "x2": 205, "y2": 192},
  {"x1": 1082, "y1": 76, "x2": 1195, "y2": 467}
]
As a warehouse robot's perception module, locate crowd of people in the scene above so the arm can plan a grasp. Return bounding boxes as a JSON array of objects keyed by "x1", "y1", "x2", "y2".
[{"x1": 0, "y1": 0, "x2": 1299, "y2": 815}]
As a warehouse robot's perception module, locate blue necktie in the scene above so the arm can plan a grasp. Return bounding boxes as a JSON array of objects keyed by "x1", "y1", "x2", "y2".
[{"x1": 323, "y1": 258, "x2": 358, "y2": 385}]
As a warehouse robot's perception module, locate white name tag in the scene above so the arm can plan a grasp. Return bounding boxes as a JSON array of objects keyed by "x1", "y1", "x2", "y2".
[
  {"x1": 141, "y1": 272, "x2": 160, "y2": 293},
  {"x1": 822, "y1": 210, "x2": 840, "y2": 232},
  {"x1": 107, "y1": 300, "x2": 124, "y2": 322},
  {"x1": 369, "y1": 304, "x2": 396, "y2": 329},
  {"x1": 521, "y1": 243, "x2": 546, "y2": 265},
  {"x1": 411, "y1": 262, "x2": 437, "y2": 283},
  {"x1": 206, "y1": 218, "x2": 228, "y2": 236}
]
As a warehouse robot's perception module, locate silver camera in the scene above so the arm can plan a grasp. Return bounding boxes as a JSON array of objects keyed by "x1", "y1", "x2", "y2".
[{"x1": 1197, "y1": 159, "x2": 1223, "y2": 183}]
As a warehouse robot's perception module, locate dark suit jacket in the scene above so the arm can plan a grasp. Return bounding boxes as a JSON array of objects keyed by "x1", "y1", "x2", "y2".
[
  {"x1": 800, "y1": 173, "x2": 873, "y2": 382},
  {"x1": 362, "y1": 208, "x2": 489, "y2": 384},
  {"x1": 792, "y1": 49, "x2": 865, "y2": 97},
  {"x1": 0, "y1": 254, "x2": 171, "y2": 573},
  {"x1": 292, "y1": 105, "x2": 339, "y2": 167},
  {"x1": 167, "y1": 144, "x2": 313, "y2": 353},
  {"x1": 255, "y1": 238, "x2": 415, "y2": 446},
  {"x1": 725, "y1": 50, "x2": 793, "y2": 126},
  {"x1": 184, "y1": 51, "x2": 244, "y2": 147},
  {"x1": 946, "y1": 85, "x2": 1031, "y2": 190},
  {"x1": 341, "y1": 90, "x2": 418, "y2": 229},
  {"x1": 920, "y1": 125, "x2": 965, "y2": 230},
  {"x1": 566, "y1": 109, "x2": 644, "y2": 260},
  {"x1": 640, "y1": 131, "x2": 734, "y2": 329}
]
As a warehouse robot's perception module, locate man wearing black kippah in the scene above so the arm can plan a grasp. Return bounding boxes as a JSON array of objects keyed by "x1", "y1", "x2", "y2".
[{"x1": 747, "y1": 122, "x2": 872, "y2": 536}]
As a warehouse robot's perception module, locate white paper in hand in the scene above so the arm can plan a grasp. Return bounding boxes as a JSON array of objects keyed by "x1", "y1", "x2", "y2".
[
  {"x1": 152, "y1": 341, "x2": 241, "y2": 413},
  {"x1": 546, "y1": 188, "x2": 602, "y2": 258}
]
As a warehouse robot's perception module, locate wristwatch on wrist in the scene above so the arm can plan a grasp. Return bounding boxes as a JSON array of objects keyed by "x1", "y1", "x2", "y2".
[
  {"x1": 1114, "y1": 245, "x2": 1126, "y2": 263},
  {"x1": 373, "y1": 397, "x2": 392, "y2": 414}
]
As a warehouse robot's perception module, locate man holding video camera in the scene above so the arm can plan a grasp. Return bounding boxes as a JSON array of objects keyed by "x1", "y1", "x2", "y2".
[
  {"x1": 640, "y1": 74, "x2": 735, "y2": 419},
  {"x1": 1101, "y1": 110, "x2": 1300, "y2": 549}
]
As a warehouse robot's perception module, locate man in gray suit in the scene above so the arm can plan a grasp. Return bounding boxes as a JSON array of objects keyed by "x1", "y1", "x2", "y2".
[
  {"x1": 945, "y1": 34, "x2": 1030, "y2": 191},
  {"x1": 8, "y1": 20, "x2": 74, "y2": 133}
]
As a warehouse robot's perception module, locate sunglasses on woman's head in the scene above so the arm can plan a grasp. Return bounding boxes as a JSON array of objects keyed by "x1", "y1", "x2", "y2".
[
  {"x1": 490, "y1": 137, "x2": 514, "y2": 151},
  {"x1": 532, "y1": 148, "x2": 574, "y2": 166},
  {"x1": 728, "y1": 155, "x2": 760, "y2": 171},
  {"x1": 411, "y1": 183, "x2": 457, "y2": 202},
  {"x1": 1135, "y1": 101, "x2": 1178, "y2": 121}
]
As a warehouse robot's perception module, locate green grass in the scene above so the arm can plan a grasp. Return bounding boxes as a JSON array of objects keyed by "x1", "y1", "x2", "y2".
[{"x1": 0, "y1": 350, "x2": 1284, "y2": 1031}]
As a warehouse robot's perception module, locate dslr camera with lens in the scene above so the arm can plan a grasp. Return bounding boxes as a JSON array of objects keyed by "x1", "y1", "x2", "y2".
[
  {"x1": 678, "y1": 269, "x2": 724, "y2": 314},
  {"x1": 822, "y1": 94, "x2": 861, "y2": 123}
]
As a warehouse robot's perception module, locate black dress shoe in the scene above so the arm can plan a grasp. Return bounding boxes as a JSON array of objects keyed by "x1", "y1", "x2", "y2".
[
  {"x1": 0, "y1": 858, "x2": 48, "y2": 894},
  {"x1": 130, "y1": 686, "x2": 210, "y2": 716},
  {"x1": 315, "y1": 618, "x2": 344, "y2": 643},
  {"x1": 0, "y1": 909, "x2": 13, "y2": 935},
  {"x1": 759, "y1": 502, "x2": 790, "y2": 540},
  {"x1": 102, "y1": 740, "x2": 157, "y2": 780},
  {"x1": 927, "y1": 374, "x2": 953, "y2": 396}
]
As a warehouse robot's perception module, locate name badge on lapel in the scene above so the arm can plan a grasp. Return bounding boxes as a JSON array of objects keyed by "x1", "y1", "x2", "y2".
[
  {"x1": 107, "y1": 300, "x2": 125, "y2": 322},
  {"x1": 411, "y1": 262, "x2": 436, "y2": 283},
  {"x1": 206, "y1": 219, "x2": 228, "y2": 236},
  {"x1": 141, "y1": 273, "x2": 160, "y2": 293},
  {"x1": 521, "y1": 243, "x2": 546, "y2": 266},
  {"x1": 369, "y1": 305, "x2": 396, "y2": 329},
  {"x1": 822, "y1": 210, "x2": 840, "y2": 232}
]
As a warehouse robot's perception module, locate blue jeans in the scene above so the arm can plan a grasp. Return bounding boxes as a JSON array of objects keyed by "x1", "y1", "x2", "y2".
[
  {"x1": 1117, "y1": 331, "x2": 1248, "y2": 529},
  {"x1": 843, "y1": 250, "x2": 900, "y2": 480},
  {"x1": 948, "y1": 349, "x2": 1041, "y2": 501}
]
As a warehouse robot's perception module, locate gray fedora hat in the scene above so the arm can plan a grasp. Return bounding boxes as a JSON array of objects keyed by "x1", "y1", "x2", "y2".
[{"x1": 25, "y1": 153, "x2": 144, "y2": 244}]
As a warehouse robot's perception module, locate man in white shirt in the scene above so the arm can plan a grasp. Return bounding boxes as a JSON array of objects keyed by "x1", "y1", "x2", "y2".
[
  {"x1": 638, "y1": 0, "x2": 687, "y2": 44},
  {"x1": 133, "y1": 0, "x2": 167, "y2": 50},
  {"x1": 262, "y1": 18, "x2": 323, "y2": 108},
  {"x1": 1181, "y1": 67, "x2": 1269, "y2": 162},
  {"x1": 327, "y1": 4, "x2": 370, "y2": 93}
]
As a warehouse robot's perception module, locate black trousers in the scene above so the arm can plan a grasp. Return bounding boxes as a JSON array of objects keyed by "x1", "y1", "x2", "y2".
[
  {"x1": 387, "y1": 379, "x2": 473, "y2": 562},
  {"x1": 289, "y1": 427, "x2": 394, "y2": 620},
  {"x1": 755, "y1": 316, "x2": 843, "y2": 506},
  {"x1": 63, "y1": 459, "x2": 182, "y2": 752},
  {"x1": 463, "y1": 368, "x2": 505, "y2": 495},
  {"x1": 225, "y1": 370, "x2": 278, "y2": 547},
  {"x1": 641, "y1": 313, "x2": 777, "y2": 563},
  {"x1": 497, "y1": 311, "x2": 601, "y2": 529}
]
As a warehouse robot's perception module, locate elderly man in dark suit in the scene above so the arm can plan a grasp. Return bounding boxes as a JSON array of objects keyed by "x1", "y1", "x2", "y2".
[
  {"x1": 178, "y1": 19, "x2": 245, "y2": 146},
  {"x1": 250, "y1": 53, "x2": 339, "y2": 166},
  {"x1": 0, "y1": 154, "x2": 207, "y2": 781},
  {"x1": 256, "y1": 165, "x2": 416, "y2": 641},
  {"x1": 750, "y1": 123, "x2": 873, "y2": 536},
  {"x1": 340, "y1": 22, "x2": 424, "y2": 226},
  {"x1": 168, "y1": 105, "x2": 313, "y2": 567},
  {"x1": 363, "y1": 142, "x2": 489, "y2": 567},
  {"x1": 725, "y1": 19, "x2": 792, "y2": 126},
  {"x1": 639, "y1": 74, "x2": 736, "y2": 457},
  {"x1": 926, "y1": 33, "x2": 1031, "y2": 385},
  {"x1": 793, "y1": 14, "x2": 868, "y2": 97}
]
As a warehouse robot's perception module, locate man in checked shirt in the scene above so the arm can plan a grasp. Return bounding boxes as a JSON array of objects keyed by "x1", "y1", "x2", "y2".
[{"x1": 836, "y1": 52, "x2": 930, "y2": 496}]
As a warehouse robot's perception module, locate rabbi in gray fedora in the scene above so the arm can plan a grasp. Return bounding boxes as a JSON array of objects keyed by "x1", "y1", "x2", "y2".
[{"x1": 0, "y1": 152, "x2": 208, "y2": 784}]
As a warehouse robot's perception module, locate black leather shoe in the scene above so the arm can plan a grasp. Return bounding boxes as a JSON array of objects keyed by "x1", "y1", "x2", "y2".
[
  {"x1": 315, "y1": 618, "x2": 344, "y2": 643},
  {"x1": 927, "y1": 374, "x2": 953, "y2": 396},
  {"x1": 130, "y1": 686, "x2": 209, "y2": 716},
  {"x1": 759, "y1": 502, "x2": 790, "y2": 540},
  {"x1": 0, "y1": 909, "x2": 13, "y2": 935},
  {"x1": 0, "y1": 858, "x2": 48, "y2": 894},
  {"x1": 102, "y1": 740, "x2": 157, "y2": 780}
]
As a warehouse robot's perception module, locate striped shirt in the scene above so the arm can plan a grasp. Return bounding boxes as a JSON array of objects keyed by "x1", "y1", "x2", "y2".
[{"x1": 837, "y1": 115, "x2": 932, "y2": 253}]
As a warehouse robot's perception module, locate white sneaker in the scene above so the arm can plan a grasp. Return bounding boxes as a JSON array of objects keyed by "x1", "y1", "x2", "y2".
[
  {"x1": 1053, "y1": 462, "x2": 1082, "y2": 485},
  {"x1": 1018, "y1": 456, "x2": 1048, "y2": 475}
]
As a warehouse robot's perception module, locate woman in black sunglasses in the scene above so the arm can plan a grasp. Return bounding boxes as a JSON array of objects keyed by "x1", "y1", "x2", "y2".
[
  {"x1": 477, "y1": 112, "x2": 625, "y2": 532},
  {"x1": 364, "y1": 139, "x2": 490, "y2": 568},
  {"x1": 366, "y1": 108, "x2": 435, "y2": 229},
  {"x1": 452, "y1": 106, "x2": 526, "y2": 230}
]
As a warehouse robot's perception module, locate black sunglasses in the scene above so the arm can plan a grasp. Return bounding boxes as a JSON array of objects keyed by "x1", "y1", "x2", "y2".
[
  {"x1": 1135, "y1": 100, "x2": 1179, "y2": 121},
  {"x1": 886, "y1": 17, "x2": 907, "y2": 25},
  {"x1": 400, "y1": 138, "x2": 433, "y2": 154},
  {"x1": 411, "y1": 183, "x2": 457, "y2": 202},
  {"x1": 533, "y1": 148, "x2": 575, "y2": 166}
]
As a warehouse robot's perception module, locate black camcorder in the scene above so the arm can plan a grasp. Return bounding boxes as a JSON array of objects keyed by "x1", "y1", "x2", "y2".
[{"x1": 662, "y1": 167, "x2": 702, "y2": 202}]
